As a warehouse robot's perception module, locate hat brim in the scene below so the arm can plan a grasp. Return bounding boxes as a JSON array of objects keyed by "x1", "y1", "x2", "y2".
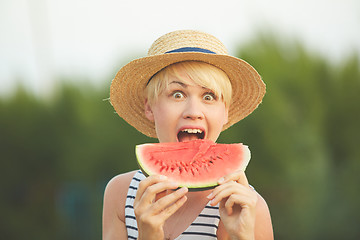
[{"x1": 110, "y1": 51, "x2": 265, "y2": 138}]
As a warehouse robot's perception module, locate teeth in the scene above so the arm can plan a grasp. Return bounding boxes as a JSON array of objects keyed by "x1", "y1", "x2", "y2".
[{"x1": 182, "y1": 129, "x2": 203, "y2": 134}]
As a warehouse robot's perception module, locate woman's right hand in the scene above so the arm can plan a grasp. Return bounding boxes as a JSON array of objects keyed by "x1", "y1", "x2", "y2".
[{"x1": 133, "y1": 175, "x2": 188, "y2": 240}]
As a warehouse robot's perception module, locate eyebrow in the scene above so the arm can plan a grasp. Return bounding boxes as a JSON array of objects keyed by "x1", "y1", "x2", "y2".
[
  {"x1": 169, "y1": 81, "x2": 187, "y2": 88},
  {"x1": 168, "y1": 81, "x2": 211, "y2": 91}
]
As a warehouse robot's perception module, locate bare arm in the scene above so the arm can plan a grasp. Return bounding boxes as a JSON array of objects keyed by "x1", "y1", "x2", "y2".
[
  {"x1": 254, "y1": 193, "x2": 273, "y2": 240},
  {"x1": 102, "y1": 171, "x2": 137, "y2": 240}
]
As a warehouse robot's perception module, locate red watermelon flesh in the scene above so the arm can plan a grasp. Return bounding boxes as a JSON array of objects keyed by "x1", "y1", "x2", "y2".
[{"x1": 135, "y1": 139, "x2": 251, "y2": 191}]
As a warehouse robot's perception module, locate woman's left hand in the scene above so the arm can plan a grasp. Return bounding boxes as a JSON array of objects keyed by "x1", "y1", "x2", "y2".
[{"x1": 207, "y1": 170, "x2": 258, "y2": 240}]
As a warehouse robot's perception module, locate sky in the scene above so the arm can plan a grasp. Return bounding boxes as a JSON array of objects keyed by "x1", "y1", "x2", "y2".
[{"x1": 0, "y1": 0, "x2": 359, "y2": 97}]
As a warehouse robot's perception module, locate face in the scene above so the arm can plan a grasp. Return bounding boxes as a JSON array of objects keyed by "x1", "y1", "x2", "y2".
[{"x1": 145, "y1": 67, "x2": 229, "y2": 143}]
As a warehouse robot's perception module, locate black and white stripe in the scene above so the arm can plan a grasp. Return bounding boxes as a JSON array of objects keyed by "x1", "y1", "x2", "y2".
[{"x1": 125, "y1": 170, "x2": 220, "y2": 239}]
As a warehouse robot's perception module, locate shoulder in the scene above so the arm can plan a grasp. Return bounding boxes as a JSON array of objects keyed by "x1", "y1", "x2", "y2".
[
  {"x1": 105, "y1": 170, "x2": 138, "y2": 191},
  {"x1": 103, "y1": 171, "x2": 138, "y2": 221},
  {"x1": 103, "y1": 171, "x2": 138, "y2": 239}
]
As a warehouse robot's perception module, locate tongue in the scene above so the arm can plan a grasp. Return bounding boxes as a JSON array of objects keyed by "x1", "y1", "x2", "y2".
[{"x1": 178, "y1": 132, "x2": 200, "y2": 142}]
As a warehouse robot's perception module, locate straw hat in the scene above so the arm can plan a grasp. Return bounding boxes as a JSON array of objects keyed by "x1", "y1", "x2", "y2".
[{"x1": 110, "y1": 30, "x2": 265, "y2": 138}]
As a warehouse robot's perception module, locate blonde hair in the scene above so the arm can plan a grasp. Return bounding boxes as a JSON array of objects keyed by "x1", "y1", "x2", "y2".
[{"x1": 145, "y1": 61, "x2": 232, "y2": 106}]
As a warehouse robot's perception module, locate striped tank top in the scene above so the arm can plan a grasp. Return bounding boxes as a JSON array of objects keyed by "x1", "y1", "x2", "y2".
[{"x1": 125, "y1": 170, "x2": 220, "y2": 239}]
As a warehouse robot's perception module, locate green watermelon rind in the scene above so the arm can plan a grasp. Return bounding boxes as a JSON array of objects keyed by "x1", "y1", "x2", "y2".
[{"x1": 135, "y1": 142, "x2": 251, "y2": 191}]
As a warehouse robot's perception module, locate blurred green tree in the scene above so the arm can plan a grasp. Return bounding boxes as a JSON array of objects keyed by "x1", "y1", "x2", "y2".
[
  {"x1": 220, "y1": 33, "x2": 360, "y2": 239},
  {"x1": 0, "y1": 34, "x2": 359, "y2": 240}
]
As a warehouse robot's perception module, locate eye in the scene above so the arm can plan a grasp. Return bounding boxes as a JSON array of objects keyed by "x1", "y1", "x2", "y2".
[
  {"x1": 172, "y1": 91, "x2": 184, "y2": 99},
  {"x1": 203, "y1": 92, "x2": 216, "y2": 101}
]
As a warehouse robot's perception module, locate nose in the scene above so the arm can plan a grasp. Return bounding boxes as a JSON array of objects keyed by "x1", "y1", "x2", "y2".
[{"x1": 182, "y1": 97, "x2": 204, "y2": 120}]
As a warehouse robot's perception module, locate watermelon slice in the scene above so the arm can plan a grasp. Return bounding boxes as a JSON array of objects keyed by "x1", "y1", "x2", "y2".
[{"x1": 135, "y1": 139, "x2": 251, "y2": 191}]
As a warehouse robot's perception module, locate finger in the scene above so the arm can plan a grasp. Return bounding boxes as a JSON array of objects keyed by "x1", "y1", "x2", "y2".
[
  {"x1": 218, "y1": 170, "x2": 249, "y2": 187},
  {"x1": 209, "y1": 183, "x2": 239, "y2": 206},
  {"x1": 135, "y1": 176, "x2": 178, "y2": 206},
  {"x1": 152, "y1": 187, "x2": 188, "y2": 212},
  {"x1": 223, "y1": 195, "x2": 235, "y2": 215},
  {"x1": 140, "y1": 182, "x2": 180, "y2": 206},
  {"x1": 155, "y1": 187, "x2": 188, "y2": 218},
  {"x1": 223, "y1": 194, "x2": 249, "y2": 215},
  {"x1": 135, "y1": 175, "x2": 167, "y2": 203},
  {"x1": 134, "y1": 181, "x2": 180, "y2": 219},
  {"x1": 160, "y1": 195, "x2": 187, "y2": 219},
  {"x1": 235, "y1": 171, "x2": 249, "y2": 187},
  {"x1": 209, "y1": 180, "x2": 246, "y2": 198},
  {"x1": 210, "y1": 181, "x2": 252, "y2": 206}
]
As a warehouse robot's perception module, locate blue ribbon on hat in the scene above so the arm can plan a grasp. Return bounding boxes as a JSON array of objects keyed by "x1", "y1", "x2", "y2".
[
  {"x1": 165, "y1": 47, "x2": 216, "y2": 54},
  {"x1": 146, "y1": 47, "x2": 216, "y2": 86}
]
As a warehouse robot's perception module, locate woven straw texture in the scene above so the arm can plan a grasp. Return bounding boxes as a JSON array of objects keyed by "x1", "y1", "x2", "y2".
[{"x1": 110, "y1": 30, "x2": 266, "y2": 138}]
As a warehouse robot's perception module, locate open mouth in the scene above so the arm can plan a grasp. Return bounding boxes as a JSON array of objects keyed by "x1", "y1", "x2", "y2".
[{"x1": 177, "y1": 128, "x2": 205, "y2": 142}]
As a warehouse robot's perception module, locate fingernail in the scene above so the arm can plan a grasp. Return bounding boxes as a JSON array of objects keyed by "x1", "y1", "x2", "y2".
[
  {"x1": 218, "y1": 177, "x2": 225, "y2": 184},
  {"x1": 169, "y1": 182, "x2": 179, "y2": 188},
  {"x1": 178, "y1": 187, "x2": 188, "y2": 193},
  {"x1": 159, "y1": 175, "x2": 168, "y2": 180},
  {"x1": 206, "y1": 192, "x2": 213, "y2": 199}
]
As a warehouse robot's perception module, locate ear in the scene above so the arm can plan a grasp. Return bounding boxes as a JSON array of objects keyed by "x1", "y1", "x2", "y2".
[{"x1": 144, "y1": 99, "x2": 155, "y2": 122}]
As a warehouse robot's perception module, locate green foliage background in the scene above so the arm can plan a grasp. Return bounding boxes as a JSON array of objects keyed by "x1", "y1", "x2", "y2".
[{"x1": 1, "y1": 35, "x2": 359, "y2": 239}]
